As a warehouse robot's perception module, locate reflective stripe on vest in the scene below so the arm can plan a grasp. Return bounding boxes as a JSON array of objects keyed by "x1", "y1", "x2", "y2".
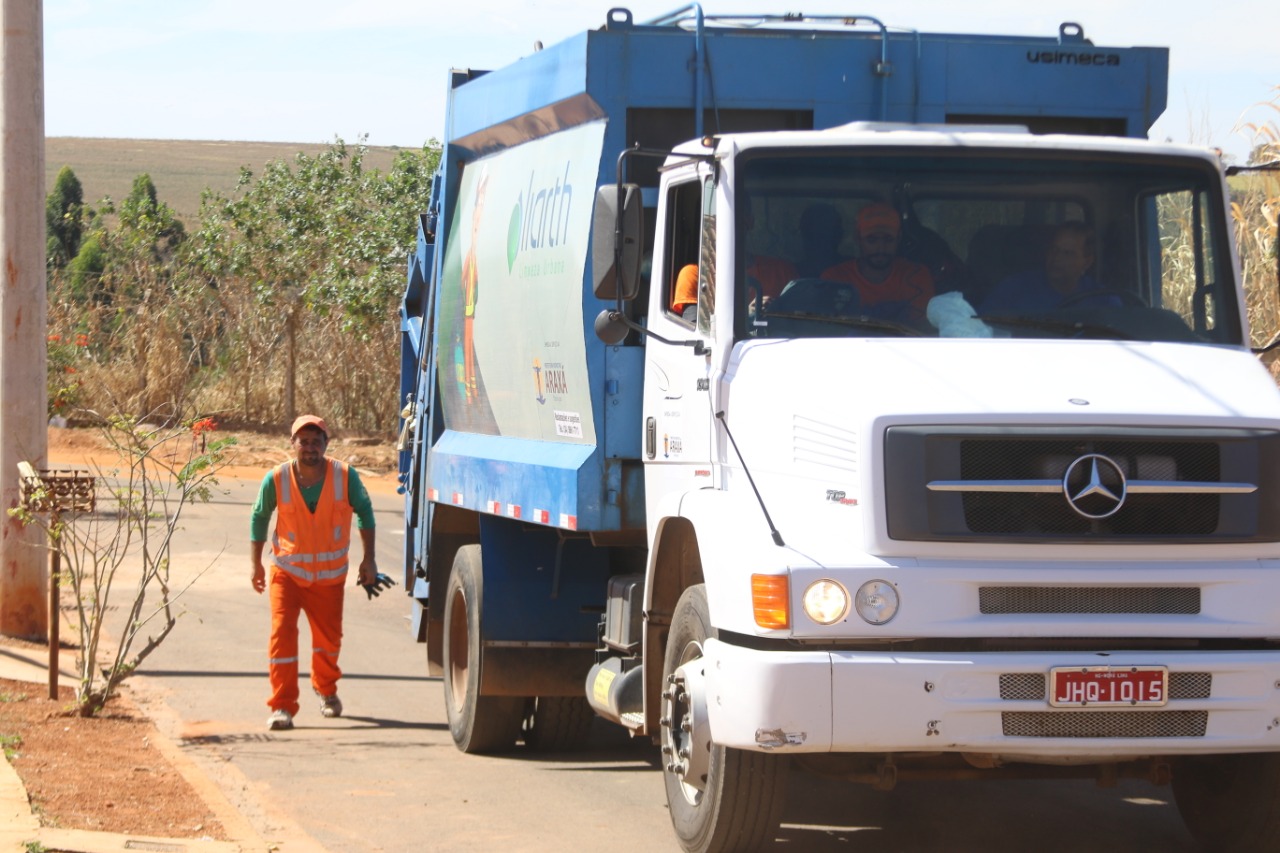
[{"x1": 270, "y1": 459, "x2": 353, "y2": 587}]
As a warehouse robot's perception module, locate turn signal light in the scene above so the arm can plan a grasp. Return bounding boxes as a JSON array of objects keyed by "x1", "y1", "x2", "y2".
[{"x1": 752, "y1": 574, "x2": 789, "y2": 629}]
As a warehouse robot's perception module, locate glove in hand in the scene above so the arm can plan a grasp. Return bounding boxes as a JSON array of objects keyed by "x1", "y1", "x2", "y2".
[{"x1": 362, "y1": 572, "x2": 396, "y2": 600}]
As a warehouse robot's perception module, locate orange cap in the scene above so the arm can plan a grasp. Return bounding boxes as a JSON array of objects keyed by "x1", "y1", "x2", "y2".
[
  {"x1": 291, "y1": 414, "x2": 327, "y2": 438},
  {"x1": 856, "y1": 202, "x2": 901, "y2": 237}
]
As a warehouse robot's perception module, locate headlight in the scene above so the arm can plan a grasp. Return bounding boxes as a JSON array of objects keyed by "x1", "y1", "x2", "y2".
[
  {"x1": 854, "y1": 580, "x2": 899, "y2": 625},
  {"x1": 802, "y1": 580, "x2": 849, "y2": 625}
]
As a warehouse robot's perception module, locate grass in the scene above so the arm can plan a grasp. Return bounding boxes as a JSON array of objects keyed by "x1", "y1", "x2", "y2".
[
  {"x1": 1, "y1": 732, "x2": 21, "y2": 760},
  {"x1": 46, "y1": 137, "x2": 408, "y2": 224}
]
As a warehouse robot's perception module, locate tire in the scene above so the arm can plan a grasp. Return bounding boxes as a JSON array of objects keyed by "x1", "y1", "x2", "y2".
[
  {"x1": 442, "y1": 544, "x2": 523, "y2": 753},
  {"x1": 521, "y1": 696, "x2": 596, "y2": 752},
  {"x1": 662, "y1": 584, "x2": 789, "y2": 853},
  {"x1": 1173, "y1": 752, "x2": 1280, "y2": 852}
]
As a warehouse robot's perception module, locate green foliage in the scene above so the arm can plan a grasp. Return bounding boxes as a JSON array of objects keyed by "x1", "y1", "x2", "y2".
[
  {"x1": 188, "y1": 137, "x2": 440, "y2": 428},
  {"x1": 45, "y1": 166, "x2": 83, "y2": 268},
  {"x1": 65, "y1": 231, "x2": 105, "y2": 302},
  {"x1": 1, "y1": 732, "x2": 21, "y2": 760},
  {"x1": 192, "y1": 137, "x2": 435, "y2": 332},
  {"x1": 45, "y1": 137, "x2": 442, "y2": 430}
]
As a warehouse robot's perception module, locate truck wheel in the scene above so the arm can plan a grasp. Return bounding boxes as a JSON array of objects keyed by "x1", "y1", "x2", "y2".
[
  {"x1": 1173, "y1": 753, "x2": 1280, "y2": 851},
  {"x1": 443, "y1": 545, "x2": 523, "y2": 753},
  {"x1": 521, "y1": 696, "x2": 596, "y2": 752},
  {"x1": 662, "y1": 584, "x2": 788, "y2": 853}
]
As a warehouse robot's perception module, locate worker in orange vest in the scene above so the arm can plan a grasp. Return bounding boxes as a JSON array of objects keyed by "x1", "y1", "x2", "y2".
[{"x1": 250, "y1": 415, "x2": 383, "y2": 731}]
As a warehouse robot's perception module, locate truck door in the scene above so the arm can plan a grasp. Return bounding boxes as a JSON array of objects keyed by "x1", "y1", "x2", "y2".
[{"x1": 644, "y1": 170, "x2": 717, "y2": 513}]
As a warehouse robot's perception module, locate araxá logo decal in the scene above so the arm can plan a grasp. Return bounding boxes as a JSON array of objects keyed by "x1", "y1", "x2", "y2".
[{"x1": 509, "y1": 162, "x2": 575, "y2": 278}]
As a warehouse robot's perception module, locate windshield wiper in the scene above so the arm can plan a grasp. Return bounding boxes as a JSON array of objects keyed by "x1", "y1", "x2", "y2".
[
  {"x1": 976, "y1": 314, "x2": 1135, "y2": 341},
  {"x1": 765, "y1": 311, "x2": 924, "y2": 337}
]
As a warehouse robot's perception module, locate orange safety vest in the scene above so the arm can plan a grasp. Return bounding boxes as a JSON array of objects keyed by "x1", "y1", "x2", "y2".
[{"x1": 269, "y1": 459, "x2": 354, "y2": 587}]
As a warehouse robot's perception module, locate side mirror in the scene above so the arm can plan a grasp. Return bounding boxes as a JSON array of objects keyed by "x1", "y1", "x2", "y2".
[
  {"x1": 593, "y1": 308, "x2": 630, "y2": 345},
  {"x1": 592, "y1": 183, "x2": 643, "y2": 301}
]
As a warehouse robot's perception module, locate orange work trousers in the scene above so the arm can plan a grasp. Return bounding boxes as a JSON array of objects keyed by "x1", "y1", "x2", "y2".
[{"x1": 268, "y1": 569, "x2": 345, "y2": 716}]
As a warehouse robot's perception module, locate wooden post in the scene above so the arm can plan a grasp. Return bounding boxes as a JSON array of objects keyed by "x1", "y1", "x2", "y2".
[{"x1": 47, "y1": 527, "x2": 58, "y2": 699}]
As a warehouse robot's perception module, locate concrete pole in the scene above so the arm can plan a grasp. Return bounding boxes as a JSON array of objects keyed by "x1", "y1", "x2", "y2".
[{"x1": 0, "y1": 0, "x2": 48, "y2": 639}]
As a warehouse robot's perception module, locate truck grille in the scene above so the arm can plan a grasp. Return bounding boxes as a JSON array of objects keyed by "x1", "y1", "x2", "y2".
[
  {"x1": 999, "y1": 672, "x2": 1212, "y2": 701},
  {"x1": 1002, "y1": 711, "x2": 1207, "y2": 738},
  {"x1": 959, "y1": 438, "x2": 1217, "y2": 535},
  {"x1": 978, "y1": 587, "x2": 1200, "y2": 615},
  {"x1": 884, "y1": 426, "x2": 1280, "y2": 543}
]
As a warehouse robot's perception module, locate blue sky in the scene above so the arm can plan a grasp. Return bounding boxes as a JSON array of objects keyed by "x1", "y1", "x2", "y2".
[{"x1": 44, "y1": 0, "x2": 1278, "y2": 162}]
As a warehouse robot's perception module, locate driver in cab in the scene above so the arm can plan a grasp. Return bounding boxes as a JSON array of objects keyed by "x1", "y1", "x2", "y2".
[{"x1": 978, "y1": 222, "x2": 1119, "y2": 314}]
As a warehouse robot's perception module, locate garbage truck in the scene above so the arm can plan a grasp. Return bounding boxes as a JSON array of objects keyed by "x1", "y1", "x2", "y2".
[{"x1": 397, "y1": 7, "x2": 1280, "y2": 851}]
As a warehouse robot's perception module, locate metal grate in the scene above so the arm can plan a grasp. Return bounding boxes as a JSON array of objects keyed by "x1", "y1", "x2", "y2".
[
  {"x1": 1002, "y1": 711, "x2": 1207, "y2": 738},
  {"x1": 1170, "y1": 672, "x2": 1212, "y2": 700},
  {"x1": 998, "y1": 672, "x2": 1212, "y2": 701},
  {"x1": 959, "y1": 437, "x2": 1220, "y2": 536},
  {"x1": 979, "y1": 587, "x2": 1201, "y2": 615},
  {"x1": 999, "y1": 673, "x2": 1047, "y2": 700}
]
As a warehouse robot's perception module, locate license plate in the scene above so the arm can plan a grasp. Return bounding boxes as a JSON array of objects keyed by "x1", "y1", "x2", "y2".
[{"x1": 1049, "y1": 666, "x2": 1168, "y2": 708}]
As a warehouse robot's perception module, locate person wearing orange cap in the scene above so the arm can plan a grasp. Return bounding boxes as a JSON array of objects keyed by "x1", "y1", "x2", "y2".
[
  {"x1": 250, "y1": 414, "x2": 379, "y2": 731},
  {"x1": 821, "y1": 202, "x2": 935, "y2": 324}
]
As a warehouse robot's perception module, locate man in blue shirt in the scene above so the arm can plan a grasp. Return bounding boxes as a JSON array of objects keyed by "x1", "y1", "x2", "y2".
[{"x1": 979, "y1": 222, "x2": 1115, "y2": 314}]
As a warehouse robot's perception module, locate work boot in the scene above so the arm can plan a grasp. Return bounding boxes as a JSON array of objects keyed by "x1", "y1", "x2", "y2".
[
  {"x1": 267, "y1": 709, "x2": 294, "y2": 731},
  {"x1": 318, "y1": 692, "x2": 343, "y2": 718}
]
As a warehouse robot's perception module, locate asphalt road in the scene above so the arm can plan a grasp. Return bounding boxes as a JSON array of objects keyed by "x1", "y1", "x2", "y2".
[{"x1": 122, "y1": 473, "x2": 1201, "y2": 853}]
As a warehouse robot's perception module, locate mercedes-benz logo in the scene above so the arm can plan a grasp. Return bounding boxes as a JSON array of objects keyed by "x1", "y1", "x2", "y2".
[{"x1": 1062, "y1": 454, "x2": 1127, "y2": 519}]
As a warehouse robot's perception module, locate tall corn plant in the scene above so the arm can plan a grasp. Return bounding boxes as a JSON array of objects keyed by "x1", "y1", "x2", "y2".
[{"x1": 1234, "y1": 87, "x2": 1280, "y2": 351}]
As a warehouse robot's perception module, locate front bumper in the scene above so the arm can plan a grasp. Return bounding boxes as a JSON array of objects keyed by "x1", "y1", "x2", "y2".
[{"x1": 703, "y1": 639, "x2": 1280, "y2": 758}]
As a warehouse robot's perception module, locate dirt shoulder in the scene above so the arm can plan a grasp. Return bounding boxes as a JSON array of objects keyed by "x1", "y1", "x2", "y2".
[{"x1": 45, "y1": 424, "x2": 402, "y2": 495}]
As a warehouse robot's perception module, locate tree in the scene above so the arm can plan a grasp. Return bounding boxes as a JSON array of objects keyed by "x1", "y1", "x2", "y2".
[
  {"x1": 55, "y1": 175, "x2": 196, "y2": 420},
  {"x1": 189, "y1": 138, "x2": 440, "y2": 429},
  {"x1": 65, "y1": 231, "x2": 105, "y2": 303},
  {"x1": 46, "y1": 165, "x2": 84, "y2": 268}
]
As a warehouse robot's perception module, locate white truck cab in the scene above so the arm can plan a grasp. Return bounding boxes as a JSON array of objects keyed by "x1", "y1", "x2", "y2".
[{"x1": 592, "y1": 126, "x2": 1280, "y2": 852}]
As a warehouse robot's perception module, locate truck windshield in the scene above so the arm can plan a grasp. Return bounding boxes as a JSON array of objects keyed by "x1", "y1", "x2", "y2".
[{"x1": 736, "y1": 150, "x2": 1241, "y2": 346}]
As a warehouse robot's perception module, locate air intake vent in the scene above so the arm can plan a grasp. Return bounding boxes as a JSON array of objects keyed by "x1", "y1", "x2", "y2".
[
  {"x1": 979, "y1": 587, "x2": 1200, "y2": 615},
  {"x1": 1002, "y1": 710, "x2": 1207, "y2": 738}
]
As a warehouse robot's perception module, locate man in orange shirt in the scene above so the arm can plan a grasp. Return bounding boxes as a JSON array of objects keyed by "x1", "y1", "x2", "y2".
[
  {"x1": 250, "y1": 415, "x2": 382, "y2": 731},
  {"x1": 822, "y1": 202, "x2": 934, "y2": 324}
]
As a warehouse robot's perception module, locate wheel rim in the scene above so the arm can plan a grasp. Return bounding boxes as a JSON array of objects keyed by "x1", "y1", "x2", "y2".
[
  {"x1": 663, "y1": 640, "x2": 712, "y2": 805},
  {"x1": 447, "y1": 585, "x2": 470, "y2": 713}
]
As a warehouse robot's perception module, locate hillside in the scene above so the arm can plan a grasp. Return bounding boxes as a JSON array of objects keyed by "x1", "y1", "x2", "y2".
[{"x1": 45, "y1": 137, "x2": 412, "y2": 223}]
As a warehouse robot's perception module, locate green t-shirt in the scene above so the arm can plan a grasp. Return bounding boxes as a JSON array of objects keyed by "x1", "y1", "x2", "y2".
[{"x1": 249, "y1": 462, "x2": 376, "y2": 542}]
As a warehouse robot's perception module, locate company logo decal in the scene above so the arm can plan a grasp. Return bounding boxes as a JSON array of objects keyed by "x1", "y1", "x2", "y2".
[
  {"x1": 1063, "y1": 454, "x2": 1127, "y2": 519},
  {"x1": 508, "y1": 162, "x2": 574, "y2": 274},
  {"x1": 1027, "y1": 50, "x2": 1121, "y2": 67}
]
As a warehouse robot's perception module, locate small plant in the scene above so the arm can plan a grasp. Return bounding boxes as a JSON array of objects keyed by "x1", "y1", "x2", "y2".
[
  {"x1": 10, "y1": 411, "x2": 237, "y2": 716},
  {"x1": 1, "y1": 732, "x2": 21, "y2": 760},
  {"x1": 45, "y1": 330, "x2": 90, "y2": 419}
]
